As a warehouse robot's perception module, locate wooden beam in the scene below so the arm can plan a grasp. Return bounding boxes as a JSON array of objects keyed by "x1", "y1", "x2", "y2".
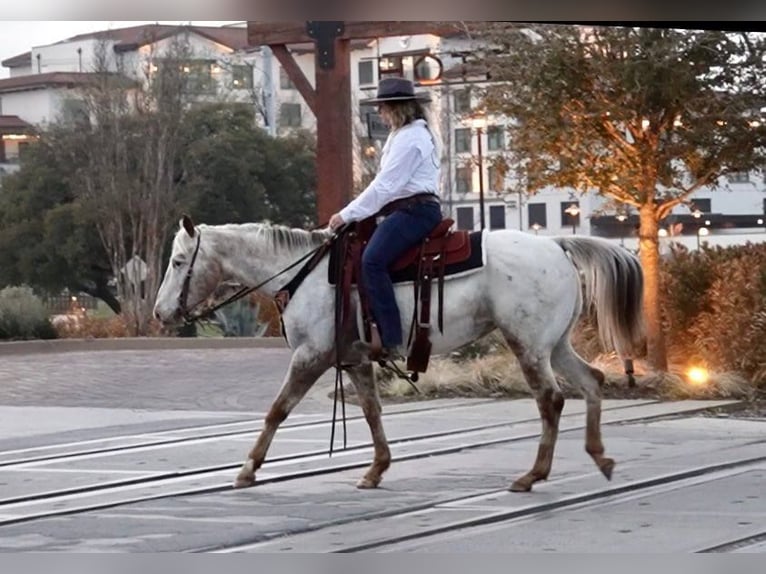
[
  {"x1": 248, "y1": 21, "x2": 462, "y2": 46},
  {"x1": 315, "y1": 38, "x2": 353, "y2": 225},
  {"x1": 270, "y1": 45, "x2": 316, "y2": 116}
]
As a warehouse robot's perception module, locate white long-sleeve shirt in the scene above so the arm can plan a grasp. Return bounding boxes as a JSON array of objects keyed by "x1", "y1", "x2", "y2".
[{"x1": 339, "y1": 119, "x2": 440, "y2": 223}]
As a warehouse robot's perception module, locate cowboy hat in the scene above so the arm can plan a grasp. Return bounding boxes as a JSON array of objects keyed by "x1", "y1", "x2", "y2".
[{"x1": 362, "y1": 77, "x2": 432, "y2": 104}]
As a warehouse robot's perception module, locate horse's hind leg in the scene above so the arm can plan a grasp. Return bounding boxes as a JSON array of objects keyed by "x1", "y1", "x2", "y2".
[
  {"x1": 345, "y1": 362, "x2": 391, "y2": 488},
  {"x1": 234, "y1": 345, "x2": 331, "y2": 488},
  {"x1": 551, "y1": 340, "x2": 615, "y2": 480},
  {"x1": 509, "y1": 350, "x2": 565, "y2": 493}
]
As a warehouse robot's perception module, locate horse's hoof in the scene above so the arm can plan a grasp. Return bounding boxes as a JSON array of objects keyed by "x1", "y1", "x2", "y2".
[
  {"x1": 599, "y1": 458, "x2": 615, "y2": 480},
  {"x1": 233, "y1": 474, "x2": 255, "y2": 489},
  {"x1": 233, "y1": 459, "x2": 256, "y2": 488},
  {"x1": 509, "y1": 478, "x2": 533, "y2": 492},
  {"x1": 356, "y1": 476, "x2": 380, "y2": 489}
]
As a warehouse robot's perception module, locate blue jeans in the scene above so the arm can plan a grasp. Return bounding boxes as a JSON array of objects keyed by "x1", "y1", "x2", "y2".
[{"x1": 361, "y1": 200, "x2": 442, "y2": 348}]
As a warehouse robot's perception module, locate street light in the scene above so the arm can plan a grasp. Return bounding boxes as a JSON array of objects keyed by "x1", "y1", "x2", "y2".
[
  {"x1": 531, "y1": 222, "x2": 543, "y2": 235},
  {"x1": 697, "y1": 226, "x2": 709, "y2": 249},
  {"x1": 615, "y1": 212, "x2": 628, "y2": 246},
  {"x1": 471, "y1": 112, "x2": 487, "y2": 230},
  {"x1": 564, "y1": 203, "x2": 580, "y2": 235}
]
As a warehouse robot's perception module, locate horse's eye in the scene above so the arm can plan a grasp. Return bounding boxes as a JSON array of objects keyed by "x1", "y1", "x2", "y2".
[{"x1": 172, "y1": 259, "x2": 184, "y2": 269}]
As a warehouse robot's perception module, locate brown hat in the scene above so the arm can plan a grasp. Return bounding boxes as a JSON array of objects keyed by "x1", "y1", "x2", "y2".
[{"x1": 363, "y1": 77, "x2": 431, "y2": 104}]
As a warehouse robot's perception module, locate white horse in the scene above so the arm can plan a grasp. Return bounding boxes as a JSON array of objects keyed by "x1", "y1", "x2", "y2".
[{"x1": 153, "y1": 216, "x2": 644, "y2": 492}]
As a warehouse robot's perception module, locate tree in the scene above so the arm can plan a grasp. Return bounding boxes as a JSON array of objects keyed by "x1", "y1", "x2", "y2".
[
  {"x1": 180, "y1": 103, "x2": 317, "y2": 228},
  {"x1": 48, "y1": 38, "x2": 193, "y2": 335},
  {"x1": 0, "y1": 142, "x2": 120, "y2": 313},
  {"x1": 468, "y1": 24, "x2": 766, "y2": 370}
]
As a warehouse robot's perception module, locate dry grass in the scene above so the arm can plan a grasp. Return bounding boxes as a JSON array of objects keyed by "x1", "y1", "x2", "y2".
[{"x1": 375, "y1": 335, "x2": 756, "y2": 403}]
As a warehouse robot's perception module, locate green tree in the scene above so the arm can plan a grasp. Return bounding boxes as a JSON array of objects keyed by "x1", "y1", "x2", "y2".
[
  {"x1": 0, "y1": 143, "x2": 119, "y2": 312},
  {"x1": 181, "y1": 104, "x2": 316, "y2": 228},
  {"x1": 470, "y1": 24, "x2": 766, "y2": 370}
]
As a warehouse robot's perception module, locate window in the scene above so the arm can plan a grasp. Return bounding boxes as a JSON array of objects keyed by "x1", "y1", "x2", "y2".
[
  {"x1": 453, "y1": 90, "x2": 471, "y2": 114},
  {"x1": 456, "y1": 206, "x2": 474, "y2": 230},
  {"x1": 0, "y1": 141, "x2": 5, "y2": 163},
  {"x1": 489, "y1": 205, "x2": 506, "y2": 230},
  {"x1": 690, "y1": 198, "x2": 711, "y2": 213},
  {"x1": 561, "y1": 201, "x2": 580, "y2": 228},
  {"x1": 358, "y1": 60, "x2": 374, "y2": 86},
  {"x1": 279, "y1": 103, "x2": 302, "y2": 127},
  {"x1": 232, "y1": 65, "x2": 253, "y2": 90},
  {"x1": 279, "y1": 66, "x2": 295, "y2": 90},
  {"x1": 528, "y1": 203, "x2": 547, "y2": 228},
  {"x1": 455, "y1": 166, "x2": 472, "y2": 193},
  {"x1": 378, "y1": 55, "x2": 403, "y2": 77},
  {"x1": 183, "y1": 60, "x2": 216, "y2": 94},
  {"x1": 454, "y1": 128, "x2": 471, "y2": 153},
  {"x1": 487, "y1": 126, "x2": 505, "y2": 151},
  {"x1": 727, "y1": 171, "x2": 750, "y2": 183}
]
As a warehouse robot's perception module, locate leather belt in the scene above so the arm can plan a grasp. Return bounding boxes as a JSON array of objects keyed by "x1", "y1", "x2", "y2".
[{"x1": 379, "y1": 193, "x2": 440, "y2": 216}]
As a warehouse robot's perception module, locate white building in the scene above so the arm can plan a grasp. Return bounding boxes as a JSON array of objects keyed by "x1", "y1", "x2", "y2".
[{"x1": 3, "y1": 23, "x2": 765, "y2": 249}]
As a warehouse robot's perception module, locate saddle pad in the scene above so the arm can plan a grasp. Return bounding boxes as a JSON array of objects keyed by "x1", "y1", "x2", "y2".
[{"x1": 328, "y1": 230, "x2": 484, "y2": 286}]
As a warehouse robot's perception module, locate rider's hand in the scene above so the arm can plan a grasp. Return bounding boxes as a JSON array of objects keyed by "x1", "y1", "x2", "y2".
[{"x1": 329, "y1": 213, "x2": 346, "y2": 231}]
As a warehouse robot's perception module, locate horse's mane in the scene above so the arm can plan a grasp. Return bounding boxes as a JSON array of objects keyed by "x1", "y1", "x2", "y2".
[{"x1": 202, "y1": 222, "x2": 332, "y2": 254}]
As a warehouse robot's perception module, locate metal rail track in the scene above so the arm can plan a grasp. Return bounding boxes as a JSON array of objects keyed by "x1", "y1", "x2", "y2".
[
  {"x1": 0, "y1": 398, "x2": 500, "y2": 468},
  {"x1": 211, "y1": 454, "x2": 766, "y2": 553},
  {"x1": 0, "y1": 401, "x2": 670, "y2": 528}
]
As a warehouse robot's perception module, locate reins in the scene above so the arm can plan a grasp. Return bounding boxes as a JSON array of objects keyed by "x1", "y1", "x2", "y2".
[
  {"x1": 180, "y1": 229, "x2": 332, "y2": 324},
  {"x1": 177, "y1": 225, "x2": 352, "y2": 456}
]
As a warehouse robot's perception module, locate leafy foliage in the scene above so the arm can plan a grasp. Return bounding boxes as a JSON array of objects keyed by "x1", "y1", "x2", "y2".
[
  {"x1": 0, "y1": 286, "x2": 57, "y2": 340},
  {"x1": 659, "y1": 242, "x2": 766, "y2": 385}
]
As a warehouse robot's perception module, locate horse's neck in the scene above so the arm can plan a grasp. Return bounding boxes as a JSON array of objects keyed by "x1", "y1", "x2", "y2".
[{"x1": 205, "y1": 224, "x2": 327, "y2": 296}]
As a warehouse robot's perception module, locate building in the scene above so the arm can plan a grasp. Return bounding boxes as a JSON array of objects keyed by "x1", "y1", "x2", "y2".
[{"x1": 3, "y1": 23, "x2": 765, "y2": 249}]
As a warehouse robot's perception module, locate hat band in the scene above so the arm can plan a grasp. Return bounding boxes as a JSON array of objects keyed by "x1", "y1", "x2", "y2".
[{"x1": 377, "y1": 90, "x2": 417, "y2": 99}]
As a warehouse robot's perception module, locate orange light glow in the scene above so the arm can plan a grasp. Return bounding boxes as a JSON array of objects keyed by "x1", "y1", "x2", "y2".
[{"x1": 686, "y1": 367, "x2": 709, "y2": 386}]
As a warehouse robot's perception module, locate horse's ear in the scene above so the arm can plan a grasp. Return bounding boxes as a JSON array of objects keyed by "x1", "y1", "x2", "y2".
[{"x1": 181, "y1": 214, "x2": 196, "y2": 238}]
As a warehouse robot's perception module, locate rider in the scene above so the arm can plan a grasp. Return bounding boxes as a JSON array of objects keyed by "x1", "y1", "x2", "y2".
[{"x1": 328, "y1": 77, "x2": 442, "y2": 360}]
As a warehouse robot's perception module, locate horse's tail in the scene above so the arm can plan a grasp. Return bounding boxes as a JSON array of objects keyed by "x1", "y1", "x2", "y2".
[{"x1": 553, "y1": 237, "x2": 645, "y2": 358}]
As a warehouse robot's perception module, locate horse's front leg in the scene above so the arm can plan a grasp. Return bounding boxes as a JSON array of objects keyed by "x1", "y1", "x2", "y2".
[
  {"x1": 345, "y1": 362, "x2": 391, "y2": 488},
  {"x1": 234, "y1": 345, "x2": 331, "y2": 488}
]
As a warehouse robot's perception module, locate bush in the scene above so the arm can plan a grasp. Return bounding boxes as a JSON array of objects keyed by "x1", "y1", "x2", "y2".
[
  {"x1": 660, "y1": 242, "x2": 766, "y2": 386},
  {"x1": 0, "y1": 286, "x2": 57, "y2": 340}
]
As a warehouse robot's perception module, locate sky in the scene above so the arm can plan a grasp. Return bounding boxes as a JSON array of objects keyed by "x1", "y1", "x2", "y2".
[{"x1": 0, "y1": 21, "x2": 242, "y2": 78}]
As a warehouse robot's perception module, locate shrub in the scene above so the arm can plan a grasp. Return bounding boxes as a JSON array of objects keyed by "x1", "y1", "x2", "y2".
[
  {"x1": 0, "y1": 286, "x2": 57, "y2": 340},
  {"x1": 660, "y1": 242, "x2": 766, "y2": 386}
]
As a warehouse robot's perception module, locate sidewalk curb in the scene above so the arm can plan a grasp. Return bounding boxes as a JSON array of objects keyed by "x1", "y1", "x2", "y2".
[{"x1": 0, "y1": 337, "x2": 288, "y2": 356}]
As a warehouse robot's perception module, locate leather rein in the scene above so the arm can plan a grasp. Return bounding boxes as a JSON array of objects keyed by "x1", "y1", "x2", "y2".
[{"x1": 177, "y1": 228, "x2": 333, "y2": 324}]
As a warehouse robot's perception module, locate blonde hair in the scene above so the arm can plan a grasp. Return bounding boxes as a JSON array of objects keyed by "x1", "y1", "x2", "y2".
[{"x1": 382, "y1": 100, "x2": 428, "y2": 130}]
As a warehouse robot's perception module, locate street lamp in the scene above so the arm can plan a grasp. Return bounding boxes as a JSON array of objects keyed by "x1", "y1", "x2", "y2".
[
  {"x1": 697, "y1": 226, "x2": 709, "y2": 249},
  {"x1": 564, "y1": 203, "x2": 580, "y2": 235},
  {"x1": 531, "y1": 222, "x2": 543, "y2": 235},
  {"x1": 615, "y1": 212, "x2": 628, "y2": 246},
  {"x1": 471, "y1": 112, "x2": 487, "y2": 230}
]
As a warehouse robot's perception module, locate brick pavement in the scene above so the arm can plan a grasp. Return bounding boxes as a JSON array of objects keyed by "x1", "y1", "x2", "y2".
[{"x1": 0, "y1": 343, "x2": 336, "y2": 414}]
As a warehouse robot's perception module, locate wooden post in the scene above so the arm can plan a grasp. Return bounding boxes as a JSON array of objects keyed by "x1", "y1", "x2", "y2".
[{"x1": 315, "y1": 38, "x2": 353, "y2": 225}]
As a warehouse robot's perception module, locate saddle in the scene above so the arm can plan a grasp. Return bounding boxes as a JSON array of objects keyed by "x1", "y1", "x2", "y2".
[{"x1": 336, "y1": 215, "x2": 472, "y2": 374}]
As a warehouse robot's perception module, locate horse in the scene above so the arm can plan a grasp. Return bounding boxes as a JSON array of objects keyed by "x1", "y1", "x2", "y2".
[{"x1": 153, "y1": 215, "x2": 644, "y2": 492}]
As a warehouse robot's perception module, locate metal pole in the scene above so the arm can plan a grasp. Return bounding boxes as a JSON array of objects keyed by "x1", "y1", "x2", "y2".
[{"x1": 477, "y1": 126, "x2": 485, "y2": 230}]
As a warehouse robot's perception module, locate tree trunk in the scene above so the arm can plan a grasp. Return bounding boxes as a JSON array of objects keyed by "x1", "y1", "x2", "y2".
[{"x1": 638, "y1": 204, "x2": 668, "y2": 371}]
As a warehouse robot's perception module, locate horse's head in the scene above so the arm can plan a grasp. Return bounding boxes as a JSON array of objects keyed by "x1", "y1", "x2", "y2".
[{"x1": 153, "y1": 215, "x2": 222, "y2": 325}]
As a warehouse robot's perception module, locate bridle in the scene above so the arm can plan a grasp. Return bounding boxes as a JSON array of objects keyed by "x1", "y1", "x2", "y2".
[
  {"x1": 176, "y1": 227, "x2": 334, "y2": 324},
  {"x1": 177, "y1": 230, "x2": 203, "y2": 323}
]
